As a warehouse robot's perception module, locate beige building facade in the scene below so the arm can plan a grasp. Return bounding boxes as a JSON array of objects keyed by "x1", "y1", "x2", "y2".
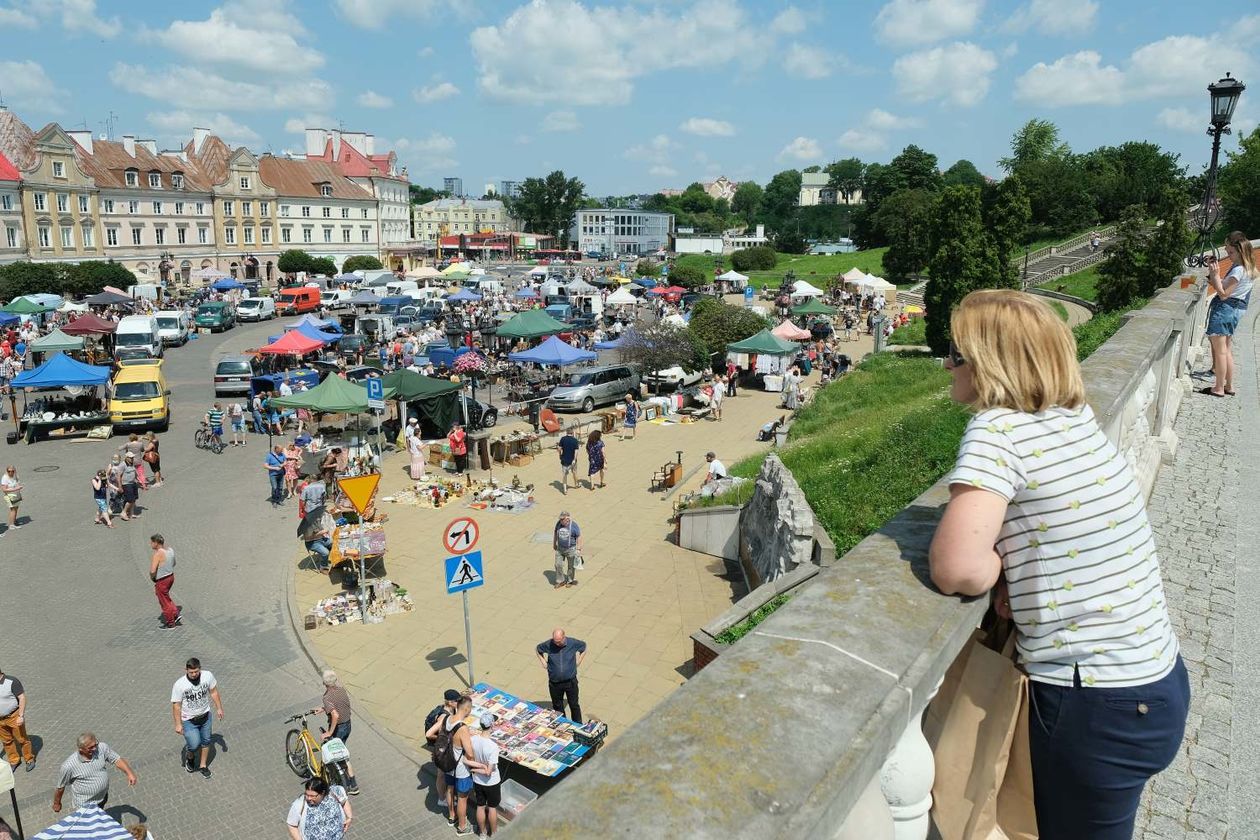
[
  {"x1": 261, "y1": 156, "x2": 377, "y2": 269},
  {"x1": 13, "y1": 123, "x2": 104, "y2": 264},
  {"x1": 412, "y1": 197, "x2": 507, "y2": 244}
]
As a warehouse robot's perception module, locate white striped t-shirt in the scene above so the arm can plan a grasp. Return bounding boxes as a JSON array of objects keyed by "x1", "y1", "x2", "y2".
[{"x1": 947, "y1": 404, "x2": 1178, "y2": 688}]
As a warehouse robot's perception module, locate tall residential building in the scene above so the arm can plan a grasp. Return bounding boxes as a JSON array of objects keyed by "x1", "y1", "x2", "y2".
[
  {"x1": 260, "y1": 156, "x2": 377, "y2": 266},
  {"x1": 499, "y1": 180, "x2": 522, "y2": 200},
  {"x1": 0, "y1": 150, "x2": 23, "y2": 264},
  {"x1": 413, "y1": 197, "x2": 507, "y2": 243},
  {"x1": 304, "y1": 127, "x2": 409, "y2": 263},
  {"x1": 571, "y1": 209, "x2": 674, "y2": 255},
  {"x1": 185, "y1": 129, "x2": 279, "y2": 283},
  {"x1": 443, "y1": 176, "x2": 463, "y2": 197}
]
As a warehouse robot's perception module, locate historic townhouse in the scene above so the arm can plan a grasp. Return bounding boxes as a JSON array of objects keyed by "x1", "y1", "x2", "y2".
[
  {"x1": 185, "y1": 129, "x2": 279, "y2": 283},
  {"x1": 0, "y1": 150, "x2": 23, "y2": 264},
  {"x1": 304, "y1": 127, "x2": 409, "y2": 266},
  {"x1": 260, "y1": 156, "x2": 377, "y2": 270}
]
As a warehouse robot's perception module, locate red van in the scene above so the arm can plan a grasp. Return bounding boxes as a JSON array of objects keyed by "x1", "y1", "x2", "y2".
[{"x1": 276, "y1": 286, "x2": 320, "y2": 315}]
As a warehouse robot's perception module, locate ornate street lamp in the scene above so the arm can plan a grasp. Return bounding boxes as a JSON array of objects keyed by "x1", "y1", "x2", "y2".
[{"x1": 1186, "y1": 73, "x2": 1246, "y2": 267}]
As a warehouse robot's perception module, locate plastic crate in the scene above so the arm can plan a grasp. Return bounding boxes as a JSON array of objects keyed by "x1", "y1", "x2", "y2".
[{"x1": 496, "y1": 778, "x2": 538, "y2": 823}]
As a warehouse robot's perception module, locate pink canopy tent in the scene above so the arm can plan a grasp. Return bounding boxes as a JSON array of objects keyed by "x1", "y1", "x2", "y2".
[
  {"x1": 257, "y1": 330, "x2": 323, "y2": 356},
  {"x1": 772, "y1": 319, "x2": 812, "y2": 341}
]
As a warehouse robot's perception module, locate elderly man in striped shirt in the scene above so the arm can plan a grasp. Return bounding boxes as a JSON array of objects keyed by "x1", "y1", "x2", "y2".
[
  {"x1": 320, "y1": 670, "x2": 360, "y2": 795},
  {"x1": 51, "y1": 732, "x2": 137, "y2": 812}
]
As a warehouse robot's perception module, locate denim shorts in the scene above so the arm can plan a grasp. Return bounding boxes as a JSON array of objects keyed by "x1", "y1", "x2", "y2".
[
  {"x1": 182, "y1": 715, "x2": 213, "y2": 751},
  {"x1": 231, "y1": 418, "x2": 245, "y2": 431},
  {"x1": 95, "y1": 498, "x2": 108, "y2": 514},
  {"x1": 1206, "y1": 300, "x2": 1244, "y2": 336}
]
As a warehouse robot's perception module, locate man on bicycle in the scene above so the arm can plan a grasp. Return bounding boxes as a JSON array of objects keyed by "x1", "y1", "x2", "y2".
[
  {"x1": 204, "y1": 403, "x2": 225, "y2": 449},
  {"x1": 170, "y1": 657, "x2": 224, "y2": 778}
]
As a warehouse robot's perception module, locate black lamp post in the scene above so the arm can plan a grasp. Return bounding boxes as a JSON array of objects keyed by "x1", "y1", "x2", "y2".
[{"x1": 1186, "y1": 73, "x2": 1246, "y2": 267}]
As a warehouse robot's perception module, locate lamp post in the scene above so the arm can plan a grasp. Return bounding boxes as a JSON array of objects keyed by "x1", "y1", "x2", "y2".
[{"x1": 1186, "y1": 73, "x2": 1246, "y2": 267}]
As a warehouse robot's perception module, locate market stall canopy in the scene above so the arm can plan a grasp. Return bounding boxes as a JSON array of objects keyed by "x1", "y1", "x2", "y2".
[
  {"x1": 612, "y1": 275, "x2": 633, "y2": 284},
  {"x1": 497, "y1": 309, "x2": 569, "y2": 340},
  {"x1": 860, "y1": 275, "x2": 897, "y2": 292},
  {"x1": 334, "y1": 273, "x2": 359, "y2": 281},
  {"x1": 11, "y1": 352, "x2": 111, "y2": 388},
  {"x1": 29, "y1": 327, "x2": 85, "y2": 352},
  {"x1": 447, "y1": 287, "x2": 482, "y2": 302},
  {"x1": 61, "y1": 313, "x2": 118, "y2": 335},
  {"x1": 59, "y1": 300, "x2": 89, "y2": 313},
  {"x1": 84, "y1": 290, "x2": 134, "y2": 306},
  {"x1": 509, "y1": 335, "x2": 597, "y2": 366},
  {"x1": 726, "y1": 328, "x2": 801, "y2": 355},
  {"x1": 717, "y1": 269, "x2": 749, "y2": 282},
  {"x1": 662, "y1": 312, "x2": 687, "y2": 328},
  {"x1": 408, "y1": 266, "x2": 441, "y2": 279},
  {"x1": 791, "y1": 298, "x2": 836, "y2": 316},
  {"x1": 0, "y1": 311, "x2": 19, "y2": 326},
  {"x1": 3, "y1": 295, "x2": 54, "y2": 314},
  {"x1": 192, "y1": 266, "x2": 229, "y2": 280},
  {"x1": 257, "y1": 330, "x2": 324, "y2": 356},
  {"x1": 772, "y1": 319, "x2": 813, "y2": 341},
  {"x1": 904, "y1": 304, "x2": 924, "y2": 314},
  {"x1": 527, "y1": 266, "x2": 548, "y2": 276},
  {"x1": 606, "y1": 287, "x2": 638, "y2": 306},
  {"x1": 566, "y1": 279, "x2": 598, "y2": 294},
  {"x1": 843, "y1": 267, "x2": 867, "y2": 281},
  {"x1": 347, "y1": 290, "x2": 381, "y2": 306},
  {"x1": 294, "y1": 313, "x2": 342, "y2": 332},
  {"x1": 589, "y1": 275, "x2": 618, "y2": 286},
  {"x1": 382, "y1": 369, "x2": 461, "y2": 401},
  {"x1": 593, "y1": 333, "x2": 630, "y2": 350},
  {"x1": 33, "y1": 804, "x2": 132, "y2": 840},
  {"x1": 632, "y1": 277, "x2": 658, "y2": 288},
  {"x1": 211, "y1": 278, "x2": 246, "y2": 291},
  {"x1": 789, "y1": 280, "x2": 825, "y2": 298},
  {"x1": 291, "y1": 322, "x2": 339, "y2": 344},
  {"x1": 271, "y1": 372, "x2": 394, "y2": 413},
  {"x1": 539, "y1": 280, "x2": 564, "y2": 297},
  {"x1": 442, "y1": 262, "x2": 469, "y2": 274},
  {"x1": 515, "y1": 287, "x2": 539, "y2": 299}
]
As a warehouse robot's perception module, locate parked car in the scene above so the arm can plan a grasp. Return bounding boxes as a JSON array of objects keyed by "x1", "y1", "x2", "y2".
[
  {"x1": 154, "y1": 310, "x2": 191, "y2": 346},
  {"x1": 195, "y1": 301, "x2": 236, "y2": 332},
  {"x1": 237, "y1": 297, "x2": 276, "y2": 322},
  {"x1": 545, "y1": 303, "x2": 573, "y2": 322},
  {"x1": 454, "y1": 394, "x2": 498, "y2": 429},
  {"x1": 644, "y1": 366, "x2": 704, "y2": 390},
  {"x1": 569, "y1": 313, "x2": 598, "y2": 331},
  {"x1": 415, "y1": 302, "x2": 446, "y2": 324},
  {"x1": 344, "y1": 365, "x2": 384, "y2": 384},
  {"x1": 337, "y1": 334, "x2": 368, "y2": 360},
  {"x1": 109, "y1": 359, "x2": 170, "y2": 431},
  {"x1": 547, "y1": 364, "x2": 640, "y2": 413},
  {"x1": 213, "y1": 355, "x2": 253, "y2": 396},
  {"x1": 417, "y1": 341, "x2": 473, "y2": 369},
  {"x1": 114, "y1": 314, "x2": 164, "y2": 360}
]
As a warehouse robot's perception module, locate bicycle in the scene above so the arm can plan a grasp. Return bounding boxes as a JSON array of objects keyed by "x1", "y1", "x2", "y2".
[
  {"x1": 284, "y1": 708, "x2": 351, "y2": 788},
  {"x1": 194, "y1": 421, "x2": 224, "y2": 454}
]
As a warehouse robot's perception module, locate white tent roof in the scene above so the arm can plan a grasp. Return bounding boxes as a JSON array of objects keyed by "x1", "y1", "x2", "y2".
[
  {"x1": 860, "y1": 274, "x2": 896, "y2": 291},
  {"x1": 606, "y1": 287, "x2": 638, "y2": 305},
  {"x1": 718, "y1": 269, "x2": 748, "y2": 281},
  {"x1": 662, "y1": 312, "x2": 687, "y2": 328},
  {"x1": 59, "y1": 300, "x2": 89, "y2": 313},
  {"x1": 843, "y1": 267, "x2": 867, "y2": 281},
  {"x1": 407, "y1": 266, "x2": 440, "y2": 279},
  {"x1": 528, "y1": 266, "x2": 548, "y2": 275},
  {"x1": 540, "y1": 280, "x2": 564, "y2": 296},
  {"x1": 469, "y1": 267, "x2": 486, "y2": 275},
  {"x1": 566, "y1": 279, "x2": 598, "y2": 294},
  {"x1": 790, "y1": 280, "x2": 825, "y2": 297}
]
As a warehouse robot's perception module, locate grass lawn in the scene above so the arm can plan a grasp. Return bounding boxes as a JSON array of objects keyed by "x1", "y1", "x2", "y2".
[
  {"x1": 1048, "y1": 265, "x2": 1100, "y2": 302},
  {"x1": 888, "y1": 317, "x2": 926, "y2": 345},
  {"x1": 1049, "y1": 300, "x2": 1069, "y2": 321},
  {"x1": 676, "y1": 248, "x2": 889, "y2": 291}
]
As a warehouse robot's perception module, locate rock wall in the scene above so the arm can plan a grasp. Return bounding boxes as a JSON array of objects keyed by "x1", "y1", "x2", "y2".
[{"x1": 738, "y1": 453, "x2": 816, "y2": 586}]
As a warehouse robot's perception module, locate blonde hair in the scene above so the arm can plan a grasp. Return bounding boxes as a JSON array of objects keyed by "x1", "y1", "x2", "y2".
[
  {"x1": 1226, "y1": 231, "x2": 1256, "y2": 279},
  {"x1": 951, "y1": 289, "x2": 1085, "y2": 413}
]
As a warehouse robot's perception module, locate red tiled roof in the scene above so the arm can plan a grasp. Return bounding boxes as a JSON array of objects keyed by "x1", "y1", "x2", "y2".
[
  {"x1": 307, "y1": 137, "x2": 400, "y2": 180},
  {"x1": 258, "y1": 156, "x2": 374, "y2": 200},
  {"x1": 0, "y1": 110, "x2": 36, "y2": 171},
  {"x1": 74, "y1": 138, "x2": 212, "y2": 192},
  {"x1": 0, "y1": 149, "x2": 19, "y2": 182}
]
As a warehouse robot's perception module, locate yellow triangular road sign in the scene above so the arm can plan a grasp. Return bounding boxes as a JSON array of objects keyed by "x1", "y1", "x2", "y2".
[{"x1": 337, "y1": 473, "x2": 381, "y2": 515}]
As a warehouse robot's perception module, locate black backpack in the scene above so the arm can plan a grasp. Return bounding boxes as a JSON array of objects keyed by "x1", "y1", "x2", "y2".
[
  {"x1": 433, "y1": 719, "x2": 463, "y2": 774},
  {"x1": 423, "y1": 704, "x2": 445, "y2": 736}
]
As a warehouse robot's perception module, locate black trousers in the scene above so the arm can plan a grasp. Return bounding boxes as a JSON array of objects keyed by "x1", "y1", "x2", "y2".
[{"x1": 549, "y1": 678, "x2": 581, "y2": 723}]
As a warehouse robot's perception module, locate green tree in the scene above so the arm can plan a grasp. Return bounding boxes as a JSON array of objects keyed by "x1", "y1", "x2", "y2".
[
  {"x1": 1081, "y1": 142, "x2": 1185, "y2": 221},
  {"x1": 942, "y1": 159, "x2": 986, "y2": 189},
  {"x1": 341, "y1": 255, "x2": 384, "y2": 272},
  {"x1": 309, "y1": 257, "x2": 337, "y2": 276},
  {"x1": 1000, "y1": 119, "x2": 1070, "y2": 174},
  {"x1": 408, "y1": 185, "x2": 443, "y2": 204},
  {"x1": 510, "y1": 170, "x2": 586, "y2": 245},
  {"x1": 773, "y1": 231, "x2": 809, "y2": 255},
  {"x1": 731, "y1": 181, "x2": 763, "y2": 224},
  {"x1": 678, "y1": 183, "x2": 715, "y2": 214},
  {"x1": 634, "y1": 259, "x2": 660, "y2": 277},
  {"x1": 759, "y1": 169, "x2": 803, "y2": 233},
  {"x1": 730, "y1": 245, "x2": 777, "y2": 271},
  {"x1": 924, "y1": 186, "x2": 996, "y2": 354},
  {"x1": 64, "y1": 261, "x2": 136, "y2": 297},
  {"x1": 876, "y1": 189, "x2": 937, "y2": 282},
  {"x1": 0, "y1": 261, "x2": 67, "y2": 299},
  {"x1": 668, "y1": 263, "x2": 707, "y2": 289},
  {"x1": 1219, "y1": 126, "x2": 1260, "y2": 235},
  {"x1": 1095, "y1": 206, "x2": 1148, "y2": 312},
  {"x1": 277, "y1": 249, "x2": 313, "y2": 275},
  {"x1": 1141, "y1": 187, "x2": 1191, "y2": 297},
  {"x1": 1019, "y1": 153, "x2": 1096, "y2": 237},
  {"x1": 688, "y1": 298, "x2": 770, "y2": 354},
  {"x1": 890, "y1": 145, "x2": 941, "y2": 192},
  {"x1": 825, "y1": 158, "x2": 866, "y2": 203},
  {"x1": 621, "y1": 321, "x2": 708, "y2": 386},
  {"x1": 984, "y1": 176, "x2": 1031, "y2": 289}
]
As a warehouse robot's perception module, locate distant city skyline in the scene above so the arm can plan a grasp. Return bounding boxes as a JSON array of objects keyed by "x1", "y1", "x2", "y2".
[{"x1": 0, "y1": 0, "x2": 1255, "y2": 194}]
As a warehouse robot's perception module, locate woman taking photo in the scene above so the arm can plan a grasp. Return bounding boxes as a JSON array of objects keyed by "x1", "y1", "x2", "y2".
[
  {"x1": 1202, "y1": 230, "x2": 1254, "y2": 397},
  {"x1": 930, "y1": 289, "x2": 1188, "y2": 839}
]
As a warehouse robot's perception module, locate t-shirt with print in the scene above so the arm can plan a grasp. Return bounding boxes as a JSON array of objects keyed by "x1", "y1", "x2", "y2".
[
  {"x1": 947, "y1": 404, "x2": 1178, "y2": 689},
  {"x1": 554, "y1": 519, "x2": 580, "y2": 551},
  {"x1": 170, "y1": 671, "x2": 217, "y2": 721}
]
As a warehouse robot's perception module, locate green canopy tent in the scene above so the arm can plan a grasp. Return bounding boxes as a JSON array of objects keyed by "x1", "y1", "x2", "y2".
[
  {"x1": 2, "y1": 296, "x2": 53, "y2": 315},
  {"x1": 382, "y1": 369, "x2": 462, "y2": 437},
  {"x1": 496, "y1": 309, "x2": 568, "y2": 340},
  {"x1": 726, "y1": 329, "x2": 800, "y2": 355},
  {"x1": 28, "y1": 328, "x2": 85, "y2": 353},
  {"x1": 270, "y1": 373, "x2": 396, "y2": 414},
  {"x1": 791, "y1": 298, "x2": 836, "y2": 316}
]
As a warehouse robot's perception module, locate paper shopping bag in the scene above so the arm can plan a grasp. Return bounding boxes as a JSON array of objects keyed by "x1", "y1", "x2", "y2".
[{"x1": 924, "y1": 625, "x2": 1037, "y2": 840}]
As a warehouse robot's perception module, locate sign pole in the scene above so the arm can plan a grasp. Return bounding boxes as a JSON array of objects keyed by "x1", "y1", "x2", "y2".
[
  {"x1": 462, "y1": 589, "x2": 475, "y2": 685},
  {"x1": 9, "y1": 788, "x2": 22, "y2": 840}
]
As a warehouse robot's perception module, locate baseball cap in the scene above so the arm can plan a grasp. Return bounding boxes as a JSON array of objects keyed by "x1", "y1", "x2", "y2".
[
  {"x1": 478, "y1": 713, "x2": 496, "y2": 730},
  {"x1": 124, "y1": 452, "x2": 135, "y2": 459},
  {"x1": 443, "y1": 689, "x2": 461, "y2": 702}
]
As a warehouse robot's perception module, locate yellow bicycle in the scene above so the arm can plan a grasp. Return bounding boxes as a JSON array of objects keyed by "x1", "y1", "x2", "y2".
[{"x1": 284, "y1": 708, "x2": 350, "y2": 787}]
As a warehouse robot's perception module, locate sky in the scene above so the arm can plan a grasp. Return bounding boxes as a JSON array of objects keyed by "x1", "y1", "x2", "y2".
[{"x1": 0, "y1": 0, "x2": 1257, "y2": 197}]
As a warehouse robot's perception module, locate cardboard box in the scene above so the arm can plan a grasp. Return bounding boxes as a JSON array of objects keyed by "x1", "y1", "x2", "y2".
[{"x1": 508, "y1": 453, "x2": 533, "y2": 467}]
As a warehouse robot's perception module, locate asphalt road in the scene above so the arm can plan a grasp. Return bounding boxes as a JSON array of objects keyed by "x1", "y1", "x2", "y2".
[{"x1": 0, "y1": 317, "x2": 450, "y2": 838}]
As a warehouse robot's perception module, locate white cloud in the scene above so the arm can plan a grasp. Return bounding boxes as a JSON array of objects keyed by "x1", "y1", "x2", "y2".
[
  {"x1": 1156, "y1": 107, "x2": 1203, "y2": 133},
  {"x1": 147, "y1": 111, "x2": 260, "y2": 146},
  {"x1": 412, "y1": 81, "x2": 460, "y2": 104},
  {"x1": 770, "y1": 5, "x2": 806, "y2": 34},
  {"x1": 649, "y1": 165, "x2": 678, "y2": 178},
  {"x1": 783, "y1": 43, "x2": 835, "y2": 79},
  {"x1": 1003, "y1": 0, "x2": 1097, "y2": 36},
  {"x1": 394, "y1": 132, "x2": 457, "y2": 173},
  {"x1": 541, "y1": 110, "x2": 581, "y2": 132},
  {"x1": 836, "y1": 109, "x2": 921, "y2": 153},
  {"x1": 143, "y1": 2, "x2": 323, "y2": 76},
  {"x1": 515, "y1": 134, "x2": 532, "y2": 145},
  {"x1": 624, "y1": 134, "x2": 675, "y2": 163},
  {"x1": 0, "y1": 7, "x2": 36, "y2": 27},
  {"x1": 1001, "y1": 42, "x2": 1018, "y2": 59},
  {"x1": 0, "y1": 60, "x2": 63, "y2": 112},
  {"x1": 470, "y1": 0, "x2": 760, "y2": 106},
  {"x1": 112, "y1": 63, "x2": 333, "y2": 111},
  {"x1": 417, "y1": 46, "x2": 435, "y2": 58},
  {"x1": 865, "y1": 108, "x2": 921, "y2": 131},
  {"x1": 778, "y1": 136, "x2": 822, "y2": 162},
  {"x1": 34, "y1": 0, "x2": 121, "y2": 38},
  {"x1": 680, "y1": 117, "x2": 735, "y2": 137},
  {"x1": 893, "y1": 42, "x2": 996, "y2": 106},
  {"x1": 874, "y1": 0, "x2": 983, "y2": 49},
  {"x1": 1013, "y1": 36, "x2": 1252, "y2": 107},
  {"x1": 333, "y1": 0, "x2": 459, "y2": 29},
  {"x1": 837, "y1": 129, "x2": 886, "y2": 153},
  {"x1": 1239, "y1": 15, "x2": 1260, "y2": 39},
  {"x1": 357, "y1": 90, "x2": 394, "y2": 108},
  {"x1": 284, "y1": 114, "x2": 334, "y2": 135}
]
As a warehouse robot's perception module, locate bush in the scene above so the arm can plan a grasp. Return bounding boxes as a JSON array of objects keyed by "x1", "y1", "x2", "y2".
[
  {"x1": 1072, "y1": 299, "x2": 1145, "y2": 360},
  {"x1": 730, "y1": 246, "x2": 777, "y2": 271},
  {"x1": 668, "y1": 263, "x2": 706, "y2": 289},
  {"x1": 634, "y1": 259, "x2": 659, "y2": 277},
  {"x1": 342, "y1": 255, "x2": 383, "y2": 272},
  {"x1": 309, "y1": 257, "x2": 337, "y2": 277}
]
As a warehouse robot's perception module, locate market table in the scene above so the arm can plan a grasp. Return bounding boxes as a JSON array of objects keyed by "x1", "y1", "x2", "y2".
[
  {"x1": 460, "y1": 683, "x2": 606, "y2": 778},
  {"x1": 19, "y1": 411, "x2": 110, "y2": 443}
]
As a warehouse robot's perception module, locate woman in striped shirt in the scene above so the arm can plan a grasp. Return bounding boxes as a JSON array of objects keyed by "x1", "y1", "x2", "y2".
[{"x1": 930, "y1": 289, "x2": 1189, "y2": 840}]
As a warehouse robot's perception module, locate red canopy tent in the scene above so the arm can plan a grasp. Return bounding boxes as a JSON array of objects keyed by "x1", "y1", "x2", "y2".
[
  {"x1": 257, "y1": 330, "x2": 323, "y2": 356},
  {"x1": 61, "y1": 313, "x2": 118, "y2": 335}
]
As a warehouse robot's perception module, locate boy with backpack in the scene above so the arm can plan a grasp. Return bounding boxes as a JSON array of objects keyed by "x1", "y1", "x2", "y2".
[
  {"x1": 424, "y1": 690, "x2": 461, "y2": 811},
  {"x1": 424, "y1": 694, "x2": 487, "y2": 836}
]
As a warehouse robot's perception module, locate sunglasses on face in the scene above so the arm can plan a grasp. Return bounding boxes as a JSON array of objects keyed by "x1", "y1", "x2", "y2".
[{"x1": 947, "y1": 342, "x2": 966, "y2": 367}]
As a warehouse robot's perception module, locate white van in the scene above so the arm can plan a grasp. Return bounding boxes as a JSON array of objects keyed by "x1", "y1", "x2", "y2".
[
  {"x1": 154, "y1": 310, "x2": 191, "y2": 346},
  {"x1": 320, "y1": 289, "x2": 352, "y2": 311},
  {"x1": 385, "y1": 280, "x2": 419, "y2": 297},
  {"x1": 237, "y1": 296, "x2": 277, "y2": 321},
  {"x1": 114, "y1": 314, "x2": 163, "y2": 360}
]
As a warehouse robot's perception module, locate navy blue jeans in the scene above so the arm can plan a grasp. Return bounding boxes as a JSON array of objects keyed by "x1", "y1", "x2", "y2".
[
  {"x1": 1029, "y1": 656, "x2": 1190, "y2": 839},
  {"x1": 269, "y1": 471, "x2": 284, "y2": 503}
]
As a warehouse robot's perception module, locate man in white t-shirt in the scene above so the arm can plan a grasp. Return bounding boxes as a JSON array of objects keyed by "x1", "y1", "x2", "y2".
[
  {"x1": 702, "y1": 452, "x2": 727, "y2": 485},
  {"x1": 170, "y1": 657, "x2": 224, "y2": 777},
  {"x1": 470, "y1": 713, "x2": 502, "y2": 838}
]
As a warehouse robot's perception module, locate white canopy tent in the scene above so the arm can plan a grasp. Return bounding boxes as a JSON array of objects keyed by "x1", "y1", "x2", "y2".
[
  {"x1": 842, "y1": 267, "x2": 867, "y2": 282},
  {"x1": 407, "y1": 266, "x2": 441, "y2": 279},
  {"x1": 790, "y1": 280, "x2": 825, "y2": 298},
  {"x1": 528, "y1": 266, "x2": 549, "y2": 276},
  {"x1": 58, "y1": 300, "x2": 90, "y2": 313},
  {"x1": 606, "y1": 287, "x2": 638, "y2": 306},
  {"x1": 662, "y1": 312, "x2": 687, "y2": 328},
  {"x1": 566, "y1": 278, "x2": 599, "y2": 295}
]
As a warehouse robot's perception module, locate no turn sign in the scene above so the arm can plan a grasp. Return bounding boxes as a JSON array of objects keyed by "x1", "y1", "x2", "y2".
[{"x1": 443, "y1": 516, "x2": 480, "y2": 554}]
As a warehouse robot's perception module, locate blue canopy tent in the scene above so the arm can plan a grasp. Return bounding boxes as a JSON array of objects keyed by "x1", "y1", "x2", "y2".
[
  {"x1": 34, "y1": 804, "x2": 132, "y2": 839},
  {"x1": 0, "y1": 311, "x2": 19, "y2": 326},
  {"x1": 632, "y1": 277, "x2": 658, "y2": 288},
  {"x1": 291, "y1": 322, "x2": 340, "y2": 344},
  {"x1": 447, "y1": 288, "x2": 482, "y2": 303},
  {"x1": 211, "y1": 278, "x2": 246, "y2": 291},
  {"x1": 509, "y1": 335, "x2": 597, "y2": 366},
  {"x1": 11, "y1": 352, "x2": 111, "y2": 388},
  {"x1": 514, "y1": 287, "x2": 539, "y2": 299},
  {"x1": 294, "y1": 313, "x2": 342, "y2": 332},
  {"x1": 593, "y1": 333, "x2": 631, "y2": 350}
]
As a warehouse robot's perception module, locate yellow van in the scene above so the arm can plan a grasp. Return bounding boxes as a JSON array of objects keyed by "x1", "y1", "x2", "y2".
[{"x1": 109, "y1": 359, "x2": 170, "y2": 431}]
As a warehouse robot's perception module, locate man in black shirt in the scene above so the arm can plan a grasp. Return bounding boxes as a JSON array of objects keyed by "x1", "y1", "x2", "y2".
[{"x1": 535, "y1": 629, "x2": 587, "y2": 723}]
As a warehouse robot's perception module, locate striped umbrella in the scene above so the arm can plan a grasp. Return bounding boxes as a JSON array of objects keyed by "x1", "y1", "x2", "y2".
[{"x1": 34, "y1": 804, "x2": 132, "y2": 839}]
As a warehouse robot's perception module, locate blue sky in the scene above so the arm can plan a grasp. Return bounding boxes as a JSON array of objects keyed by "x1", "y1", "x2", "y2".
[{"x1": 0, "y1": 0, "x2": 1256, "y2": 196}]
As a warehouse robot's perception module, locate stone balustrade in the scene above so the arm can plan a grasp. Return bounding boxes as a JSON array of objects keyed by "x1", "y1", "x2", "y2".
[{"x1": 507, "y1": 274, "x2": 1209, "y2": 840}]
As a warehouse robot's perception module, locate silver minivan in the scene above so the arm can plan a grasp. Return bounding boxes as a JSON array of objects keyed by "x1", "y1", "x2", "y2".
[{"x1": 547, "y1": 364, "x2": 641, "y2": 413}]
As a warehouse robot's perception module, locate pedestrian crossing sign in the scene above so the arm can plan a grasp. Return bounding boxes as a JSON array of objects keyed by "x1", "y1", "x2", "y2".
[{"x1": 444, "y1": 550, "x2": 484, "y2": 594}]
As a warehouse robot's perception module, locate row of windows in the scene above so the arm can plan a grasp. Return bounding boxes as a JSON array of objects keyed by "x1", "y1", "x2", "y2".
[
  {"x1": 36, "y1": 225, "x2": 94, "y2": 249},
  {"x1": 419, "y1": 211, "x2": 501, "y2": 221},
  {"x1": 117, "y1": 170, "x2": 186, "y2": 190},
  {"x1": 102, "y1": 225, "x2": 212, "y2": 247},
  {"x1": 221, "y1": 200, "x2": 270, "y2": 217},
  {"x1": 222, "y1": 226, "x2": 273, "y2": 246},
  {"x1": 279, "y1": 205, "x2": 372, "y2": 219},
  {"x1": 277, "y1": 226, "x2": 373, "y2": 244}
]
